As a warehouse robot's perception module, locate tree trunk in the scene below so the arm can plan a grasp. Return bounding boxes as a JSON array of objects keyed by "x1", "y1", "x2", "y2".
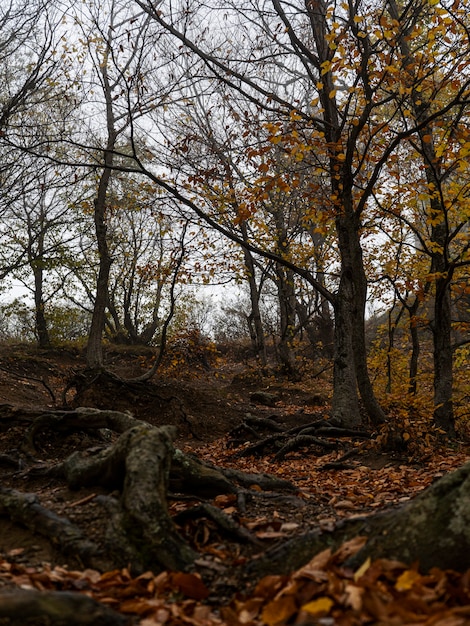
[
  {"x1": 433, "y1": 275, "x2": 455, "y2": 435},
  {"x1": 334, "y1": 208, "x2": 386, "y2": 427},
  {"x1": 295, "y1": 299, "x2": 318, "y2": 352},
  {"x1": 331, "y1": 276, "x2": 361, "y2": 428},
  {"x1": 86, "y1": 182, "x2": 113, "y2": 369},
  {"x1": 387, "y1": 0, "x2": 455, "y2": 437},
  {"x1": 406, "y1": 298, "x2": 420, "y2": 395},
  {"x1": 33, "y1": 264, "x2": 51, "y2": 349},
  {"x1": 85, "y1": 36, "x2": 116, "y2": 370},
  {"x1": 276, "y1": 264, "x2": 297, "y2": 377},
  {"x1": 241, "y1": 234, "x2": 267, "y2": 366}
]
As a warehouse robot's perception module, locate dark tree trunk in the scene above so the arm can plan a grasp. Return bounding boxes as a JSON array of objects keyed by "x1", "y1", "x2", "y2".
[
  {"x1": 433, "y1": 275, "x2": 455, "y2": 435},
  {"x1": 241, "y1": 233, "x2": 267, "y2": 366},
  {"x1": 406, "y1": 298, "x2": 420, "y2": 395},
  {"x1": 387, "y1": 0, "x2": 455, "y2": 437},
  {"x1": 334, "y1": 208, "x2": 386, "y2": 427},
  {"x1": 331, "y1": 276, "x2": 361, "y2": 428},
  {"x1": 33, "y1": 264, "x2": 51, "y2": 349},
  {"x1": 276, "y1": 264, "x2": 298, "y2": 377}
]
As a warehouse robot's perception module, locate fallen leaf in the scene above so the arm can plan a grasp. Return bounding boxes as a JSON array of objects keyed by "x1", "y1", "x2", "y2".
[
  {"x1": 301, "y1": 596, "x2": 334, "y2": 615},
  {"x1": 261, "y1": 595, "x2": 297, "y2": 626},
  {"x1": 354, "y1": 557, "x2": 371, "y2": 581},
  {"x1": 344, "y1": 583, "x2": 364, "y2": 611},
  {"x1": 256, "y1": 531, "x2": 286, "y2": 539},
  {"x1": 280, "y1": 522, "x2": 299, "y2": 531},
  {"x1": 395, "y1": 568, "x2": 421, "y2": 591},
  {"x1": 170, "y1": 572, "x2": 209, "y2": 600}
]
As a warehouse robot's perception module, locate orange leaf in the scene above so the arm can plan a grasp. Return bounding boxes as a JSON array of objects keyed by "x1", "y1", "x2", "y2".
[
  {"x1": 170, "y1": 572, "x2": 209, "y2": 600},
  {"x1": 261, "y1": 596, "x2": 297, "y2": 626},
  {"x1": 395, "y1": 568, "x2": 421, "y2": 591}
]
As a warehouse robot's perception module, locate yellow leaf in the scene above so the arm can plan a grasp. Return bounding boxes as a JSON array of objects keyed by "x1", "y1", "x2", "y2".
[
  {"x1": 395, "y1": 569, "x2": 421, "y2": 591},
  {"x1": 289, "y1": 109, "x2": 302, "y2": 121},
  {"x1": 301, "y1": 597, "x2": 334, "y2": 615},
  {"x1": 354, "y1": 557, "x2": 371, "y2": 581},
  {"x1": 329, "y1": 89, "x2": 337, "y2": 98},
  {"x1": 261, "y1": 596, "x2": 297, "y2": 626}
]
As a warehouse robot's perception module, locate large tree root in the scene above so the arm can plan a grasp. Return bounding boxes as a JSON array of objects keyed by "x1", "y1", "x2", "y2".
[
  {"x1": 0, "y1": 487, "x2": 109, "y2": 571},
  {"x1": 245, "y1": 459, "x2": 470, "y2": 578},
  {"x1": 2, "y1": 407, "x2": 295, "y2": 577},
  {"x1": 56, "y1": 423, "x2": 200, "y2": 572},
  {"x1": 0, "y1": 589, "x2": 129, "y2": 625}
]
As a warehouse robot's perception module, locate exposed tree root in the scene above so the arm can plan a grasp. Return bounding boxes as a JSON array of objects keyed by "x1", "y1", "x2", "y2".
[
  {"x1": 230, "y1": 414, "x2": 370, "y2": 458},
  {"x1": 0, "y1": 486, "x2": 109, "y2": 570},
  {"x1": 0, "y1": 589, "x2": 129, "y2": 625},
  {"x1": 173, "y1": 502, "x2": 263, "y2": 545},
  {"x1": 1, "y1": 407, "x2": 296, "y2": 577},
  {"x1": 4, "y1": 402, "x2": 470, "y2": 625},
  {"x1": 24, "y1": 407, "x2": 140, "y2": 453}
]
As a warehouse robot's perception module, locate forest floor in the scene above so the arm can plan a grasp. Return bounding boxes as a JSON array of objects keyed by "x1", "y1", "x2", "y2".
[{"x1": 0, "y1": 342, "x2": 469, "y2": 625}]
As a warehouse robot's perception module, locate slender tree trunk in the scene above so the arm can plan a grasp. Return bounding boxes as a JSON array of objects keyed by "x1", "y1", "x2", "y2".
[
  {"x1": 241, "y1": 237, "x2": 267, "y2": 366},
  {"x1": 86, "y1": 32, "x2": 117, "y2": 370},
  {"x1": 27, "y1": 197, "x2": 50, "y2": 349},
  {"x1": 86, "y1": 171, "x2": 113, "y2": 369},
  {"x1": 33, "y1": 265, "x2": 50, "y2": 349},
  {"x1": 406, "y1": 299, "x2": 420, "y2": 396},
  {"x1": 433, "y1": 275, "x2": 455, "y2": 435},
  {"x1": 295, "y1": 299, "x2": 318, "y2": 351},
  {"x1": 276, "y1": 264, "x2": 298, "y2": 377}
]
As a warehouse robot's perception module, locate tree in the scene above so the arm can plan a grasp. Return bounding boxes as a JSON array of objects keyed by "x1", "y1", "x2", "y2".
[
  {"x1": 384, "y1": 0, "x2": 470, "y2": 436},
  {"x1": 66, "y1": 0, "x2": 171, "y2": 368},
  {"x1": 129, "y1": 0, "x2": 470, "y2": 432},
  {"x1": 0, "y1": 0, "x2": 64, "y2": 286}
]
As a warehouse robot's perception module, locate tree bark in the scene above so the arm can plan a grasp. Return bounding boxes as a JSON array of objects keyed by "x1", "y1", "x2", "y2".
[
  {"x1": 276, "y1": 263, "x2": 298, "y2": 377},
  {"x1": 333, "y1": 208, "x2": 386, "y2": 427},
  {"x1": 331, "y1": 286, "x2": 361, "y2": 428}
]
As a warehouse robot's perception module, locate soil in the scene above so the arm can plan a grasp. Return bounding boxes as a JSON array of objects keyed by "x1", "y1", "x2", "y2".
[{"x1": 0, "y1": 342, "x2": 468, "y2": 602}]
